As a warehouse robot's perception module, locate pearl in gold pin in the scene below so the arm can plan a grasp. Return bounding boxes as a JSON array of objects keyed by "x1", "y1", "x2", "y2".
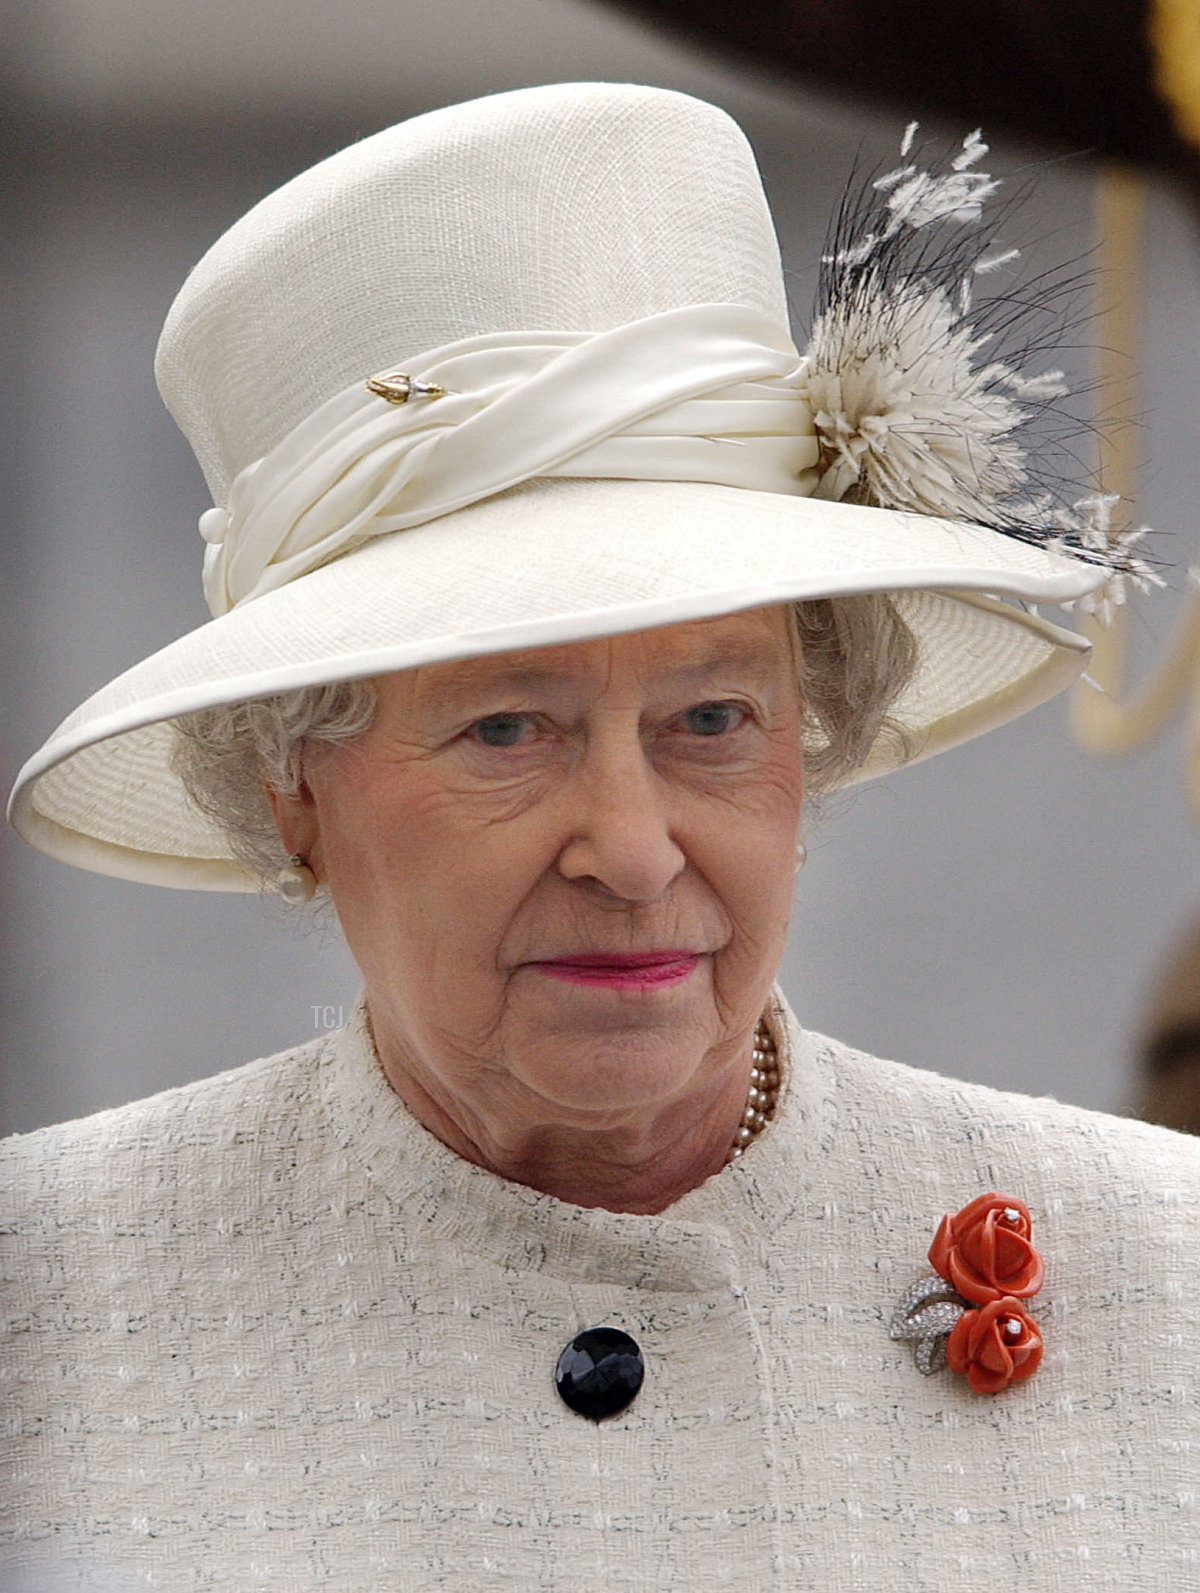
[{"x1": 366, "y1": 370, "x2": 448, "y2": 404}]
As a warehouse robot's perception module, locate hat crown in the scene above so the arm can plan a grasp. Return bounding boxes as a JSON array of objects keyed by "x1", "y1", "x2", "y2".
[{"x1": 155, "y1": 81, "x2": 790, "y2": 500}]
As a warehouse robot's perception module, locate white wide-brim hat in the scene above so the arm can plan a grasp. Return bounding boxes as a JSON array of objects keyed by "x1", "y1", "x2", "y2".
[{"x1": 9, "y1": 82, "x2": 1125, "y2": 891}]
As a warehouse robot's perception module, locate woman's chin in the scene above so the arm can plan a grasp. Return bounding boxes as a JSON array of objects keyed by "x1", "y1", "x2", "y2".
[{"x1": 508, "y1": 1025, "x2": 715, "y2": 1120}]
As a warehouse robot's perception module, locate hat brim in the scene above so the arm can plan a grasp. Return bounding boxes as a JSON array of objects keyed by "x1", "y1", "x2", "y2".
[{"x1": 9, "y1": 476, "x2": 1103, "y2": 890}]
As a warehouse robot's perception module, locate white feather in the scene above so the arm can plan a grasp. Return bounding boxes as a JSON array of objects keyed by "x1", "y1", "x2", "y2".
[
  {"x1": 952, "y1": 129, "x2": 988, "y2": 171},
  {"x1": 885, "y1": 169, "x2": 1001, "y2": 230},
  {"x1": 823, "y1": 233, "x2": 879, "y2": 268},
  {"x1": 999, "y1": 369, "x2": 1070, "y2": 401},
  {"x1": 801, "y1": 278, "x2": 1027, "y2": 520},
  {"x1": 974, "y1": 248, "x2": 1020, "y2": 274},
  {"x1": 874, "y1": 164, "x2": 917, "y2": 192}
]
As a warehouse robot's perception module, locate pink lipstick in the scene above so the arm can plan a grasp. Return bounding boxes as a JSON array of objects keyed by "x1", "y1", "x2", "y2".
[{"x1": 531, "y1": 952, "x2": 701, "y2": 991}]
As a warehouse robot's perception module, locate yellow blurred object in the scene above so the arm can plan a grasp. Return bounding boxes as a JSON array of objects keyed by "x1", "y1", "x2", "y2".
[
  {"x1": 1150, "y1": 0, "x2": 1200, "y2": 151},
  {"x1": 1132, "y1": 911, "x2": 1200, "y2": 1134},
  {"x1": 1069, "y1": 164, "x2": 1200, "y2": 817}
]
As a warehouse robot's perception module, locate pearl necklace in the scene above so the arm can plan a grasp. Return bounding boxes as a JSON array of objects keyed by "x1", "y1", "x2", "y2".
[{"x1": 726, "y1": 1017, "x2": 780, "y2": 1163}]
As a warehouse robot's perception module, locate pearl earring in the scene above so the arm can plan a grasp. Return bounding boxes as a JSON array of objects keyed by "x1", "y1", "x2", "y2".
[
  {"x1": 794, "y1": 839, "x2": 808, "y2": 874},
  {"x1": 277, "y1": 853, "x2": 317, "y2": 903}
]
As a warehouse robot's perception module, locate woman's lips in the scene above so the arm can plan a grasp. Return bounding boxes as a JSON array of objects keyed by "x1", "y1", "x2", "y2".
[{"x1": 529, "y1": 952, "x2": 702, "y2": 990}]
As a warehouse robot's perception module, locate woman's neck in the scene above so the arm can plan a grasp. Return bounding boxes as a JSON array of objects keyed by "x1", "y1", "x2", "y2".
[{"x1": 367, "y1": 1014, "x2": 759, "y2": 1215}]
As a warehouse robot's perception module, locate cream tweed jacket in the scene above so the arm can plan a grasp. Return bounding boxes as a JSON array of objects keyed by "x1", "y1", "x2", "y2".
[{"x1": 2, "y1": 989, "x2": 1198, "y2": 1591}]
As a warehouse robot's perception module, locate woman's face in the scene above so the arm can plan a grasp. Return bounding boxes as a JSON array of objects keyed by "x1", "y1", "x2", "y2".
[{"x1": 269, "y1": 605, "x2": 805, "y2": 1152}]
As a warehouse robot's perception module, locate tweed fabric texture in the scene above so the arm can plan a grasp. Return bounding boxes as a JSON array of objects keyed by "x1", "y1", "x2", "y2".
[{"x1": 3, "y1": 991, "x2": 1198, "y2": 1590}]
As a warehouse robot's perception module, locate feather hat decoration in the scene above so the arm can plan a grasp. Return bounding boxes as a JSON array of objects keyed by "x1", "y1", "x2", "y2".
[{"x1": 798, "y1": 122, "x2": 1161, "y2": 624}]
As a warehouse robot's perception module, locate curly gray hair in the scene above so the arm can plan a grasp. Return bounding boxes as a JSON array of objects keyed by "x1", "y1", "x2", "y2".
[{"x1": 170, "y1": 595, "x2": 918, "y2": 889}]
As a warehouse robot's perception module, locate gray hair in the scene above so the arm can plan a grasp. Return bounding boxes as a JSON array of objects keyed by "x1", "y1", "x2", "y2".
[{"x1": 169, "y1": 595, "x2": 917, "y2": 888}]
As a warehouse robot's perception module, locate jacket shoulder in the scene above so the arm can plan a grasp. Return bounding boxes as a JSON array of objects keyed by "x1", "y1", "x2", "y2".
[
  {"x1": 0, "y1": 1031, "x2": 331, "y2": 1219},
  {"x1": 805, "y1": 1026, "x2": 1200, "y2": 1226}
]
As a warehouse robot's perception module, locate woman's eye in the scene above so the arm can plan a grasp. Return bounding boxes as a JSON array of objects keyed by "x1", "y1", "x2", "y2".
[
  {"x1": 682, "y1": 702, "x2": 746, "y2": 737},
  {"x1": 469, "y1": 713, "x2": 534, "y2": 748}
]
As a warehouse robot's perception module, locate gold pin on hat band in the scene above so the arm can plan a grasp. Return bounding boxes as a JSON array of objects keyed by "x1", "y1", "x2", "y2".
[{"x1": 366, "y1": 371, "x2": 448, "y2": 404}]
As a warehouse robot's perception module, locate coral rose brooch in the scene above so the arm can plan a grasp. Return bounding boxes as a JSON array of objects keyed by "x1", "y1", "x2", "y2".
[{"x1": 890, "y1": 1192, "x2": 1046, "y2": 1394}]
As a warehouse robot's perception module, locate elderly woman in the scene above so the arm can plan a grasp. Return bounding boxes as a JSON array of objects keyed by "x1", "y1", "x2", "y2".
[{"x1": 3, "y1": 82, "x2": 1197, "y2": 1592}]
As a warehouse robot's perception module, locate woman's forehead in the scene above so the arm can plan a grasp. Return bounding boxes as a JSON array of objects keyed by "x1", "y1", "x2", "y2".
[{"x1": 395, "y1": 607, "x2": 796, "y2": 702}]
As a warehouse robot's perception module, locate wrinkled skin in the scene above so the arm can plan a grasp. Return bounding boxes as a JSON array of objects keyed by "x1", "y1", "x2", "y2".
[{"x1": 266, "y1": 605, "x2": 805, "y2": 1213}]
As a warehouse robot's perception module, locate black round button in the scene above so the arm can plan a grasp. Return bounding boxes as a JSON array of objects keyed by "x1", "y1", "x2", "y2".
[{"x1": 554, "y1": 1326, "x2": 645, "y2": 1421}]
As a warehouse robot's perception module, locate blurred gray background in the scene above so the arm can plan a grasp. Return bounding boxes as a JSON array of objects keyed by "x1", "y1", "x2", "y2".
[{"x1": 4, "y1": 0, "x2": 1199, "y2": 1137}]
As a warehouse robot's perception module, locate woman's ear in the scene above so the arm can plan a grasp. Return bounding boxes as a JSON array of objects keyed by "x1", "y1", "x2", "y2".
[{"x1": 261, "y1": 775, "x2": 321, "y2": 870}]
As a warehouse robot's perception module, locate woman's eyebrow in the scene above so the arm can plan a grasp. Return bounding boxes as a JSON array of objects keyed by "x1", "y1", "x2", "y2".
[
  {"x1": 659, "y1": 642, "x2": 787, "y2": 680},
  {"x1": 424, "y1": 665, "x2": 581, "y2": 707}
]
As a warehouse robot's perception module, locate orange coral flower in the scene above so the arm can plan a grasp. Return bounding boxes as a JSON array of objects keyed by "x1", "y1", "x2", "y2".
[
  {"x1": 928, "y1": 1192, "x2": 1044, "y2": 1305},
  {"x1": 946, "y1": 1297, "x2": 1044, "y2": 1395}
]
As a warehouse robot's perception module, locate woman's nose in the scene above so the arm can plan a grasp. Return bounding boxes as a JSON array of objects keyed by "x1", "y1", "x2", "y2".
[{"x1": 554, "y1": 732, "x2": 686, "y2": 903}]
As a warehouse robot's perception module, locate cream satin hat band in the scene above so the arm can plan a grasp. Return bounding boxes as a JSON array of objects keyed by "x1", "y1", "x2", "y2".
[{"x1": 199, "y1": 303, "x2": 818, "y2": 618}]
